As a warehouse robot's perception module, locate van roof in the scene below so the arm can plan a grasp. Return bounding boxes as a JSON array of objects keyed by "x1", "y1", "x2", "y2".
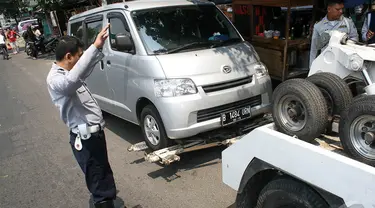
[{"x1": 69, "y1": 0, "x2": 214, "y2": 21}]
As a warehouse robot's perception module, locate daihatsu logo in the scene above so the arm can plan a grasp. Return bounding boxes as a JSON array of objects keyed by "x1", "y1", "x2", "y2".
[{"x1": 222, "y1": 65, "x2": 232, "y2": 74}]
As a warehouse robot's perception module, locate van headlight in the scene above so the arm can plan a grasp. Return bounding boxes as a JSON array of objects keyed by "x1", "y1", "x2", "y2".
[
  {"x1": 154, "y1": 79, "x2": 198, "y2": 97},
  {"x1": 255, "y1": 63, "x2": 268, "y2": 78}
]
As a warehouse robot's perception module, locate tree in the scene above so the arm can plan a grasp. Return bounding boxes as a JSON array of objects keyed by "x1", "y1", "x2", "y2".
[
  {"x1": 36, "y1": 0, "x2": 62, "y2": 12},
  {"x1": 0, "y1": 0, "x2": 28, "y2": 23}
]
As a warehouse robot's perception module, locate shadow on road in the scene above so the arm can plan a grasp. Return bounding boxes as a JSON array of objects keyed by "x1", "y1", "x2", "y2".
[
  {"x1": 103, "y1": 112, "x2": 143, "y2": 145},
  {"x1": 22, "y1": 52, "x2": 55, "y2": 61},
  {"x1": 103, "y1": 112, "x2": 224, "y2": 182},
  {"x1": 88, "y1": 195, "x2": 126, "y2": 208}
]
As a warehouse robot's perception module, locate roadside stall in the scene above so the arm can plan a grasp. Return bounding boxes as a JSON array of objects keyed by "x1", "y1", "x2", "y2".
[{"x1": 231, "y1": 0, "x2": 321, "y2": 81}]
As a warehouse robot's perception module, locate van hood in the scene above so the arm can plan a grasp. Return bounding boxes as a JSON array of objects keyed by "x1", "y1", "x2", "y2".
[{"x1": 155, "y1": 42, "x2": 260, "y2": 86}]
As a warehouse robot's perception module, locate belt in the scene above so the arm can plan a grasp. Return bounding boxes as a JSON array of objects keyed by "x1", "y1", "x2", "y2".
[{"x1": 71, "y1": 124, "x2": 102, "y2": 136}]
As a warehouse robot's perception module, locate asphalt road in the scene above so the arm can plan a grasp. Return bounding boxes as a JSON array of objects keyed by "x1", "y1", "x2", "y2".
[{"x1": 0, "y1": 52, "x2": 237, "y2": 208}]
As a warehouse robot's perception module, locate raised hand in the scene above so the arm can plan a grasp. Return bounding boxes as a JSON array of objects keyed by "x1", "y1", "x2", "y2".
[{"x1": 93, "y1": 23, "x2": 110, "y2": 49}]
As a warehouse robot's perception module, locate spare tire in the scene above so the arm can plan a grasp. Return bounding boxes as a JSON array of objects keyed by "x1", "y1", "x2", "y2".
[
  {"x1": 339, "y1": 95, "x2": 375, "y2": 167},
  {"x1": 307, "y1": 72, "x2": 353, "y2": 116},
  {"x1": 272, "y1": 78, "x2": 328, "y2": 142}
]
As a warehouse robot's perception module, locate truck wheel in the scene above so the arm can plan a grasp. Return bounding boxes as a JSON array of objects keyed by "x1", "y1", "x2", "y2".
[
  {"x1": 272, "y1": 79, "x2": 328, "y2": 142},
  {"x1": 307, "y1": 72, "x2": 352, "y2": 116},
  {"x1": 255, "y1": 177, "x2": 329, "y2": 208},
  {"x1": 140, "y1": 105, "x2": 171, "y2": 151},
  {"x1": 339, "y1": 96, "x2": 375, "y2": 166}
]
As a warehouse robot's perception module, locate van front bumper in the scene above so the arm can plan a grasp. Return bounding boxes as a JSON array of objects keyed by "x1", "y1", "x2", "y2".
[{"x1": 155, "y1": 75, "x2": 272, "y2": 139}]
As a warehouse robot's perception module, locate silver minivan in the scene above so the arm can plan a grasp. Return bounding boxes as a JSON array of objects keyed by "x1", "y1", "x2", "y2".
[{"x1": 67, "y1": 0, "x2": 272, "y2": 150}]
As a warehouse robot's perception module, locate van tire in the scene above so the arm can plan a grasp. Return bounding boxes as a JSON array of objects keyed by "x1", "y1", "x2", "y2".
[
  {"x1": 255, "y1": 177, "x2": 329, "y2": 208},
  {"x1": 140, "y1": 105, "x2": 170, "y2": 151},
  {"x1": 272, "y1": 78, "x2": 328, "y2": 142},
  {"x1": 307, "y1": 72, "x2": 352, "y2": 116}
]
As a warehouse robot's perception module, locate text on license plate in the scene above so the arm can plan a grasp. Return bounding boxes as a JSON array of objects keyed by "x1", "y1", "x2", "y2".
[{"x1": 221, "y1": 106, "x2": 252, "y2": 126}]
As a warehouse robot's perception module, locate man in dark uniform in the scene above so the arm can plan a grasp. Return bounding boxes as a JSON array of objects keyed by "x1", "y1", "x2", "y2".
[{"x1": 46, "y1": 24, "x2": 118, "y2": 208}]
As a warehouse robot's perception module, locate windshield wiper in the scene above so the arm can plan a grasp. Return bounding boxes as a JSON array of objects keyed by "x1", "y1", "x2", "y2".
[
  {"x1": 211, "y1": 38, "x2": 243, "y2": 48},
  {"x1": 153, "y1": 48, "x2": 169, "y2": 54},
  {"x1": 166, "y1": 42, "x2": 213, "y2": 54}
]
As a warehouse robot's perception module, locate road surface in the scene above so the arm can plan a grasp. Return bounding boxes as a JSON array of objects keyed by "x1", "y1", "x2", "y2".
[{"x1": 0, "y1": 52, "x2": 236, "y2": 208}]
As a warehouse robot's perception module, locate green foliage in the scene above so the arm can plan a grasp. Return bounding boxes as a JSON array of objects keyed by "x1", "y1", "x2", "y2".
[
  {"x1": 36, "y1": 0, "x2": 63, "y2": 12},
  {"x1": 0, "y1": 0, "x2": 28, "y2": 20}
]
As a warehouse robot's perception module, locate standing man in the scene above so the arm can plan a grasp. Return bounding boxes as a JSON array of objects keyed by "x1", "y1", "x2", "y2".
[
  {"x1": 46, "y1": 24, "x2": 118, "y2": 208},
  {"x1": 361, "y1": 1, "x2": 375, "y2": 44},
  {"x1": 309, "y1": 0, "x2": 359, "y2": 67},
  {"x1": 6, "y1": 27, "x2": 19, "y2": 54}
]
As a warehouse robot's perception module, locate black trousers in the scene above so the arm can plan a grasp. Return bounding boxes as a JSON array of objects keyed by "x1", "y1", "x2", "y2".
[{"x1": 69, "y1": 130, "x2": 117, "y2": 203}]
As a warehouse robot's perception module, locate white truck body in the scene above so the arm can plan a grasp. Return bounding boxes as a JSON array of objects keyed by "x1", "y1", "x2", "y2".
[{"x1": 222, "y1": 123, "x2": 375, "y2": 207}]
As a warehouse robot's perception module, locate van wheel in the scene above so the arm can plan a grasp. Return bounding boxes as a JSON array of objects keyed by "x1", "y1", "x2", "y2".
[
  {"x1": 140, "y1": 105, "x2": 170, "y2": 151},
  {"x1": 307, "y1": 72, "x2": 352, "y2": 116},
  {"x1": 272, "y1": 78, "x2": 328, "y2": 142},
  {"x1": 255, "y1": 177, "x2": 329, "y2": 208}
]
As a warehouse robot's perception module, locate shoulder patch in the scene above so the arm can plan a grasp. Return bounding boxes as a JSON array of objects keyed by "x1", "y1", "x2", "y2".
[{"x1": 56, "y1": 69, "x2": 65, "y2": 75}]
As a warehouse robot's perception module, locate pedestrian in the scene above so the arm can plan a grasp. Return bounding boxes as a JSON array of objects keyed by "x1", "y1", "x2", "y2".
[
  {"x1": 6, "y1": 27, "x2": 20, "y2": 54},
  {"x1": 361, "y1": 1, "x2": 375, "y2": 44},
  {"x1": 309, "y1": 0, "x2": 359, "y2": 67},
  {"x1": 46, "y1": 24, "x2": 118, "y2": 208},
  {"x1": 0, "y1": 31, "x2": 9, "y2": 60}
]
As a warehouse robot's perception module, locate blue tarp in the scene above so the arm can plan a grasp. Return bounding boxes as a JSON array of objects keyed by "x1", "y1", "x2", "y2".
[{"x1": 345, "y1": 0, "x2": 371, "y2": 8}]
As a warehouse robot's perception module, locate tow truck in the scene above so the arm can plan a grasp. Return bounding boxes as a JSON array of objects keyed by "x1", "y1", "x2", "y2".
[{"x1": 221, "y1": 30, "x2": 375, "y2": 208}]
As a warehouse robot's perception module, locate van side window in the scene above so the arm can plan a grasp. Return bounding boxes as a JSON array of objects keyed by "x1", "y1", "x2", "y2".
[
  {"x1": 70, "y1": 21, "x2": 83, "y2": 40},
  {"x1": 86, "y1": 21, "x2": 103, "y2": 48},
  {"x1": 108, "y1": 16, "x2": 131, "y2": 52}
]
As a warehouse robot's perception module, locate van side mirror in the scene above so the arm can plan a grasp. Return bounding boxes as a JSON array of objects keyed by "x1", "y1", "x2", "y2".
[{"x1": 115, "y1": 33, "x2": 133, "y2": 52}]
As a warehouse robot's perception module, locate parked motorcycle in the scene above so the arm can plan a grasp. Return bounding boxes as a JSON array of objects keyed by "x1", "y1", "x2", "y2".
[{"x1": 25, "y1": 35, "x2": 59, "y2": 57}]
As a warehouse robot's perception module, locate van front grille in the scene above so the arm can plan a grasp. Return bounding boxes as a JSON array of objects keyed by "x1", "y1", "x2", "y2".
[
  {"x1": 197, "y1": 95, "x2": 262, "y2": 123},
  {"x1": 202, "y1": 76, "x2": 252, "y2": 93}
]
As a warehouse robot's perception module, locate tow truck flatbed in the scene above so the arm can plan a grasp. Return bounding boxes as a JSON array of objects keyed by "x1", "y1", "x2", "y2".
[{"x1": 222, "y1": 123, "x2": 375, "y2": 208}]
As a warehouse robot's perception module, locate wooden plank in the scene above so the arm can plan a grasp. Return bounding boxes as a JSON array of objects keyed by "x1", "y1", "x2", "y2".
[
  {"x1": 249, "y1": 4, "x2": 253, "y2": 39},
  {"x1": 290, "y1": 0, "x2": 314, "y2": 6},
  {"x1": 254, "y1": 46, "x2": 284, "y2": 79},
  {"x1": 282, "y1": 5, "x2": 291, "y2": 81},
  {"x1": 251, "y1": 36, "x2": 286, "y2": 49}
]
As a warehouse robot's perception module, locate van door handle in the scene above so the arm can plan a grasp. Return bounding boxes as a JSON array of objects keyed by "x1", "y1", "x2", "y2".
[
  {"x1": 106, "y1": 60, "x2": 111, "y2": 67},
  {"x1": 99, "y1": 60, "x2": 104, "y2": 70}
]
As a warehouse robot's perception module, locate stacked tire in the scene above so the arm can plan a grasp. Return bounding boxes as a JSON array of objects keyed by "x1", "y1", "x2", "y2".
[{"x1": 271, "y1": 73, "x2": 375, "y2": 167}]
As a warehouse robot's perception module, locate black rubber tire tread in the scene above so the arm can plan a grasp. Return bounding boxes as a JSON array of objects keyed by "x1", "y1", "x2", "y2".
[
  {"x1": 140, "y1": 105, "x2": 171, "y2": 151},
  {"x1": 351, "y1": 94, "x2": 374, "y2": 104},
  {"x1": 339, "y1": 96, "x2": 375, "y2": 167},
  {"x1": 272, "y1": 78, "x2": 328, "y2": 142},
  {"x1": 255, "y1": 177, "x2": 329, "y2": 208},
  {"x1": 307, "y1": 72, "x2": 353, "y2": 116},
  {"x1": 340, "y1": 94, "x2": 375, "y2": 118}
]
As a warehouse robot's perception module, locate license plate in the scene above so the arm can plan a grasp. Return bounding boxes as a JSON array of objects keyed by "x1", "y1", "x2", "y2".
[{"x1": 221, "y1": 106, "x2": 252, "y2": 126}]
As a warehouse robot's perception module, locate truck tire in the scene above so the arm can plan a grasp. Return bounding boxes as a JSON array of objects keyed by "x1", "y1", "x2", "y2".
[
  {"x1": 255, "y1": 177, "x2": 329, "y2": 208},
  {"x1": 272, "y1": 78, "x2": 328, "y2": 142},
  {"x1": 307, "y1": 72, "x2": 352, "y2": 116},
  {"x1": 140, "y1": 105, "x2": 171, "y2": 151},
  {"x1": 339, "y1": 95, "x2": 375, "y2": 167}
]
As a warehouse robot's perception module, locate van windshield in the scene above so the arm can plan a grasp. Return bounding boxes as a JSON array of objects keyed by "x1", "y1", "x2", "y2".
[{"x1": 131, "y1": 4, "x2": 242, "y2": 55}]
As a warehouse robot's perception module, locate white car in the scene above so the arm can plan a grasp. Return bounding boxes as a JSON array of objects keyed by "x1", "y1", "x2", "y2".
[{"x1": 18, "y1": 19, "x2": 38, "y2": 35}]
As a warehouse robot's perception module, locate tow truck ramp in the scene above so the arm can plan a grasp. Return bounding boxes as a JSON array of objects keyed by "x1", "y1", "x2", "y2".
[{"x1": 128, "y1": 114, "x2": 273, "y2": 165}]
